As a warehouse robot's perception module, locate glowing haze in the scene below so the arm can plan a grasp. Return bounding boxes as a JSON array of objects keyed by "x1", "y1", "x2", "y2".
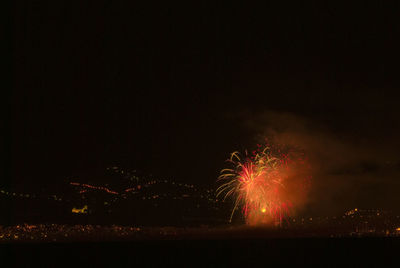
[{"x1": 217, "y1": 141, "x2": 311, "y2": 226}]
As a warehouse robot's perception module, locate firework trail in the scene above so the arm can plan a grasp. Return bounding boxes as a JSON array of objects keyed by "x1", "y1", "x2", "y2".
[{"x1": 217, "y1": 142, "x2": 311, "y2": 226}]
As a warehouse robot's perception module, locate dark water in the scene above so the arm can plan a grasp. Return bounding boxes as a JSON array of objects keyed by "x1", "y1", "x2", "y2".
[{"x1": 1, "y1": 238, "x2": 398, "y2": 267}]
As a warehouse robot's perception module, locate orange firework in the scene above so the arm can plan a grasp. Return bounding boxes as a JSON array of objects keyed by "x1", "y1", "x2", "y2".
[{"x1": 217, "y1": 144, "x2": 310, "y2": 226}]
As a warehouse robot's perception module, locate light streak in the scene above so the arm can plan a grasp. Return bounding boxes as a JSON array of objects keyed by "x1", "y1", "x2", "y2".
[{"x1": 70, "y1": 182, "x2": 119, "y2": 195}]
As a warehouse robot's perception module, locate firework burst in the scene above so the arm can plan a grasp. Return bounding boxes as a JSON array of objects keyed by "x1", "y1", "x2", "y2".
[{"x1": 217, "y1": 143, "x2": 311, "y2": 226}]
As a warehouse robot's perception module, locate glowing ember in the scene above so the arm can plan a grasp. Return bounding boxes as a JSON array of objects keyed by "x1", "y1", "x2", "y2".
[{"x1": 217, "y1": 142, "x2": 311, "y2": 226}]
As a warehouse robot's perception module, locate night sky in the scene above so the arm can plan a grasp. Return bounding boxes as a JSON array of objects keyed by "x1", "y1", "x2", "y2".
[{"x1": 10, "y1": 2, "x2": 400, "y2": 214}]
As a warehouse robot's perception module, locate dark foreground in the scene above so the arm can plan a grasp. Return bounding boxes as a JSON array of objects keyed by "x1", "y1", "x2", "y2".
[{"x1": 1, "y1": 236, "x2": 399, "y2": 267}]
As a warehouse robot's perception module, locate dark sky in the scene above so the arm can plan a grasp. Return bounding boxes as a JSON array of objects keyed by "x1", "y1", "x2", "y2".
[{"x1": 10, "y1": 2, "x2": 400, "y2": 213}]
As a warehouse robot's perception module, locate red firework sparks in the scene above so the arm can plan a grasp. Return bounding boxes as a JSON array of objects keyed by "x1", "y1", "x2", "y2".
[{"x1": 217, "y1": 142, "x2": 311, "y2": 226}]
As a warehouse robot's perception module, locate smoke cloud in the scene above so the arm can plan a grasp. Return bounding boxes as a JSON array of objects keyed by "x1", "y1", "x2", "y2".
[{"x1": 241, "y1": 111, "x2": 400, "y2": 216}]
